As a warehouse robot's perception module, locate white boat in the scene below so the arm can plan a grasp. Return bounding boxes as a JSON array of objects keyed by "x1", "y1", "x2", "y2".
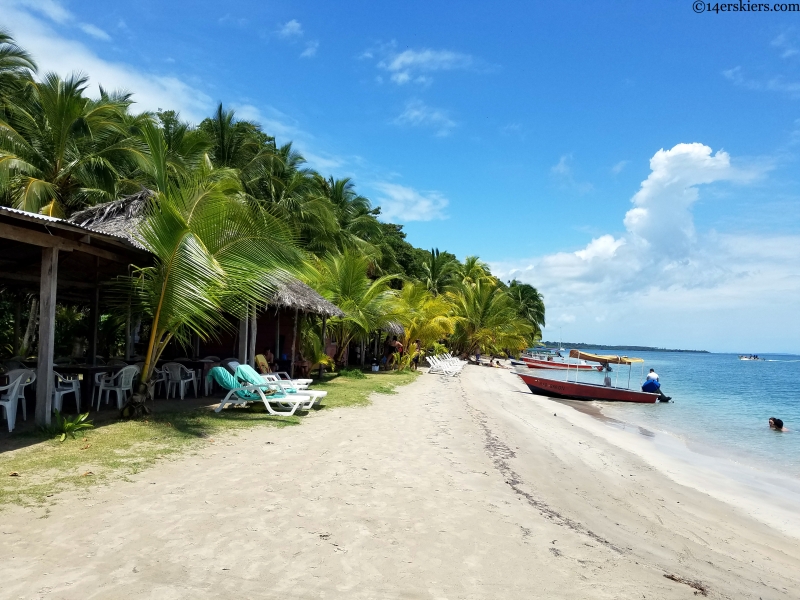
[{"x1": 738, "y1": 355, "x2": 763, "y2": 361}]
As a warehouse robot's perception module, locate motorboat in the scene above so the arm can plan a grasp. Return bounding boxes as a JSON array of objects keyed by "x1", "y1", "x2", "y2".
[
  {"x1": 515, "y1": 350, "x2": 661, "y2": 403},
  {"x1": 521, "y1": 349, "x2": 602, "y2": 371},
  {"x1": 738, "y1": 355, "x2": 764, "y2": 361}
]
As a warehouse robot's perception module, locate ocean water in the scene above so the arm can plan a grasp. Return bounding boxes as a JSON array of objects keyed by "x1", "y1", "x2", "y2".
[{"x1": 534, "y1": 350, "x2": 800, "y2": 478}]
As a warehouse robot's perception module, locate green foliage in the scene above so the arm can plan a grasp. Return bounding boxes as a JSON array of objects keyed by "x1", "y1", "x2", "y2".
[
  {"x1": 421, "y1": 248, "x2": 458, "y2": 296},
  {"x1": 338, "y1": 368, "x2": 366, "y2": 379},
  {"x1": 41, "y1": 410, "x2": 94, "y2": 442},
  {"x1": 306, "y1": 250, "x2": 400, "y2": 365}
]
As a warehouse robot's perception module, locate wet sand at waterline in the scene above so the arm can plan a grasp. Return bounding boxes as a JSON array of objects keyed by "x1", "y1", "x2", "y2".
[{"x1": 1, "y1": 367, "x2": 799, "y2": 598}]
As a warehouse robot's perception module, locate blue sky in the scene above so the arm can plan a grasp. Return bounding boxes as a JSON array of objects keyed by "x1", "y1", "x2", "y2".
[{"x1": 3, "y1": 0, "x2": 800, "y2": 352}]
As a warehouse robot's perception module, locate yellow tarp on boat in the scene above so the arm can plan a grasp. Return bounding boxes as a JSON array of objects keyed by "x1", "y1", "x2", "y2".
[{"x1": 569, "y1": 350, "x2": 645, "y2": 365}]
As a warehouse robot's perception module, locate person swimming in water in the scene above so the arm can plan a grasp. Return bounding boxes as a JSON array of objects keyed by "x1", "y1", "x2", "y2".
[{"x1": 769, "y1": 417, "x2": 789, "y2": 432}]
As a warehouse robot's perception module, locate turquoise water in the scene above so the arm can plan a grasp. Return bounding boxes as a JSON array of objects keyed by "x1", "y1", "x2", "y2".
[{"x1": 541, "y1": 350, "x2": 800, "y2": 478}]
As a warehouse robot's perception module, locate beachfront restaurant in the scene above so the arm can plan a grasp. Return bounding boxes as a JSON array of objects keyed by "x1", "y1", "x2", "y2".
[
  {"x1": 0, "y1": 194, "x2": 344, "y2": 431},
  {"x1": 0, "y1": 205, "x2": 149, "y2": 427}
]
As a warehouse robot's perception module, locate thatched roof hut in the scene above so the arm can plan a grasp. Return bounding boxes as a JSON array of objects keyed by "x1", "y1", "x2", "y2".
[{"x1": 68, "y1": 192, "x2": 344, "y2": 317}]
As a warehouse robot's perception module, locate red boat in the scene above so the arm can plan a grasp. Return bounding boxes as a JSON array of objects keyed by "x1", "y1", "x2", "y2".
[
  {"x1": 516, "y1": 372, "x2": 658, "y2": 403},
  {"x1": 522, "y1": 356, "x2": 600, "y2": 371},
  {"x1": 515, "y1": 350, "x2": 661, "y2": 404}
]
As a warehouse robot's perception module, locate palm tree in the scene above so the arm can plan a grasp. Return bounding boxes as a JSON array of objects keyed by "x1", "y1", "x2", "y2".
[
  {"x1": 507, "y1": 280, "x2": 546, "y2": 339},
  {"x1": 0, "y1": 72, "x2": 137, "y2": 216},
  {"x1": 258, "y1": 143, "x2": 340, "y2": 253},
  {"x1": 452, "y1": 255, "x2": 493, "y2": 287},
  {"x1": 395, "y1": 281, "x2": 455, "y2": 350},
  {"x1": 421, "y1": 248, "x2": 457, "y2": 295},
  {"x1": 0, "y1": 29, "x2": 36, "y2": 114},
  {"x1": 129, "y1": 161, "x2": 302, "y2": 389},
  {"x1": 448, "y1": 280, "x2": 533, "y2": 357},
  {"x1": 317, "y1": 176, "x2": 384, "y2": 257},
  {"x1": 306, "y1": 250, "x2": 399, "y2": 365},
  {"x1": 199, "y1": 103, "x2": 280, "y2": 194}
]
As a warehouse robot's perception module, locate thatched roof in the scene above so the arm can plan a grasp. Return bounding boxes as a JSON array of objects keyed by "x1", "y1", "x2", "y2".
[
  {"x1": 67, "y1": 192, "x2": 344, "y2": 317},
  {"x1": 68, "y1": 190, "x2": 152, "y2": 250},
  {"x1": 382, "y1": 321, "x2": 405, "y2": 336},
  {"x1": 271, "y1": 278, "x2": 344, "y2": 317}
]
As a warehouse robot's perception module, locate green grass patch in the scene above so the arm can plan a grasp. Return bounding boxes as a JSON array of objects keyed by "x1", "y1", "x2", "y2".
[
  {"x1": 0, "y1": 369, "x2": 419, "y2": 508},
  {"x1": 314, "y1": 369, "x2": 419, "y2": 408}
]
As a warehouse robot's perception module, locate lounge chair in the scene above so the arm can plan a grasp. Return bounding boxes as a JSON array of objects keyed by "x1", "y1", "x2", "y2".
[
  {"x1": 262, "y1": 374, "x2": 327, "y2": 409},
  {"x1": 207, "y1": 366, "x2": 308, "y2": 416}
]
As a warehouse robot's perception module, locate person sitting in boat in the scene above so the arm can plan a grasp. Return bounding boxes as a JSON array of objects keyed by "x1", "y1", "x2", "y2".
[
  {"x1": 769, "y1": 417, "x2": 788, "y2": 432},
  {"x1": 641, "y1": 369, "x2": 671, "y2": 401}
]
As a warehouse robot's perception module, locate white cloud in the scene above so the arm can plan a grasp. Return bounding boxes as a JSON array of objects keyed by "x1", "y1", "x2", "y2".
[
  {"x1": 611, "y1": 160, "x2": 628, "y2": 174},
  {"x1": 550, "y1": 154, "x2": 593, "y2": 194},
  {"x1": 15, "y1": 0, "x2": 70, "y2": 23},
  {"x1": 300, "y1": 41, "x2": 319, "y2": 58},
  {"x1": 393, "y1": 99, "x2": 456, "y2": 137},
  {"x1": 2, "y1": 1, "x2": 213, "y2": 122},
  {"x1": 373, "y1": 182, "x2": 449, "y2": 222},
  {"x1": 372, "y1": 46, "x2": 473, "y2": 85},
  {"x1": 771, "y1": 33, "x2": 799, "y2": 58},
  {"x1": 278, "y1": 19, "x2": 303, "y2": 38},
  {"x1": 491, "y1": 143, "x2": 796, "y2": 351},
  {"x1": 78, "y1": 23, "x2": 110, "y2": 41}
]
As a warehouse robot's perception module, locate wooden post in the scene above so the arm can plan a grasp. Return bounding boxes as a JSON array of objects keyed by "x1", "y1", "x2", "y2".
[
  {"x1": 274, "y1": 309, "x2": 281, "y2": 361},
  {"x1": 361, "y1": 339, "x2": 365, "y2": 367},
  {"x1": 290, "y1": 308, "x2": 298, "y2": 378},
  {"x1": 12, "y1": 296, "x2": 21, "y2": 356},
  {"x1": 124, "y1": 302, "x2": 132, "y2": 361},
  {"x1": 248, "y1": 304, "x2": 257, "y2": 368},
  {"x1": 88, "y1": 258, "x2": 99, "y2": 365},
  {"x1": 318, "y1": 314, "x2": 327, "y2": 378},
  {"x1": 88, "y1": 287, "x2": 99, "y2": 366},
  {"x1": 35, "y1": 247, "x2": 58, "y2": 427},
  {"x1": 238, "y1": 308, "x2": 248, "y2": 364},
  {"x1": 193, "y1": 333, "x2": 200, "y2": 359}
]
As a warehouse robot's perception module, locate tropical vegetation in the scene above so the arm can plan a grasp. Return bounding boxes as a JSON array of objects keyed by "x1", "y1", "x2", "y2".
[{"x1": 0, "y1": 29, "x2": 545, "y2": 394}]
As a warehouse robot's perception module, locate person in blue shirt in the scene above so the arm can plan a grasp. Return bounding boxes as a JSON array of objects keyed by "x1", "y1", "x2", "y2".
[{"x1": 642, "y1": 369, "x2": 671, "y2": 401}]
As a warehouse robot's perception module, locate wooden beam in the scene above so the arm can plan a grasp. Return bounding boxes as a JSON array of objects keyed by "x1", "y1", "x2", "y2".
[
  {"x1": 0, "y1": 270, "x2": 95, "y2": 289},
  {"x1": 35, "y1": 247, "x2": 58, "y2": 427},
  {"x1": 275, "y1": 309, "x2": 281, "y2": 361},
  {"x1": 238, "y1": 311, "x2": 248, "y2": 364},
  {"x1": 318, "y1": 314, "x2": 327, "y2": 378},
  {"x1": 89, "y1": 275, "x2": 99, "y2": 366},
  {"x1": 248, "y1": 305, "x2": 257, "y2": 368},
  {"x1": 290, "y1": 308, "x2": 298, "y2": 378},
  {"x1": 0, "y1": 222, "x2": 129, "y2": 263},
  {"x1": 13, "y1": 297, "x2": 21, "y2": 356}
]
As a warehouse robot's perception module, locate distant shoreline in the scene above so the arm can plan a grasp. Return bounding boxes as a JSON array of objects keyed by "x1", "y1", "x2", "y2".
[{"x1": 540, "y1": 341, "x2": 709, "y2": 353}]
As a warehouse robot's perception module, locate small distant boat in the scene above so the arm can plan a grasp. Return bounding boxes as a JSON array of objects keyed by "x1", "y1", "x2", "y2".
[
  {"x1": 738, "y1": 355, "x2": 764, "y2": 361},
  {"x1": 515, "y1": 350, "x2": 661, "y2": 404}
]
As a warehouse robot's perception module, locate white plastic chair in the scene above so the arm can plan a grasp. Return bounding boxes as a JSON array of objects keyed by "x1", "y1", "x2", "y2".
[
  {"x1": 0, "y1": 372, "x2": 24, "y2": 432},
  {"x1": 163, "y1": 362, "x2": 197, "y2": 400},
  {"x1": 1, "y1": 368, "x2": 35, "y2": 422},
  {"x1": 97, "y1": 365, "x2": 139, "y2": 410},
  {"x1": 53, "y1": 371, "x2": 82, "y2": 413}
]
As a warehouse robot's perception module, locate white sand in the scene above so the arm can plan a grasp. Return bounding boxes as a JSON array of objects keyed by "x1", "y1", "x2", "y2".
[{"x1": 2, "y1": 366, "x2": 799, "y2": 599}]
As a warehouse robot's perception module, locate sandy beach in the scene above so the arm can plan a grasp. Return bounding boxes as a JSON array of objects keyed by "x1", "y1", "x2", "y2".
[{"x1": 2, "y1": 366, "x2": 799, "y2": 599}]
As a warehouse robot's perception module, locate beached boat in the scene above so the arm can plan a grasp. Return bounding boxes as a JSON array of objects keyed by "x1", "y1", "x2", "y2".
[
  {"x1": 520, "y1": 349, "x2": 602, "y2": 371},
  {"x1": 515, "y1": 350, "x2": 660, "y2": 403},
  {"x1": 522, "y1": 355, "x2": 600, "y2": 371}
]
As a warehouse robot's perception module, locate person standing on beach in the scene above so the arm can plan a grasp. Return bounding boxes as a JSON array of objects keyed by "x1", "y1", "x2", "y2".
[
  {"x1": 411, "y1": 340, "x2": 422, "y2": 371},
  {"x1": 642, "y1": 368, "x2": 671, "y2": 401}
]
